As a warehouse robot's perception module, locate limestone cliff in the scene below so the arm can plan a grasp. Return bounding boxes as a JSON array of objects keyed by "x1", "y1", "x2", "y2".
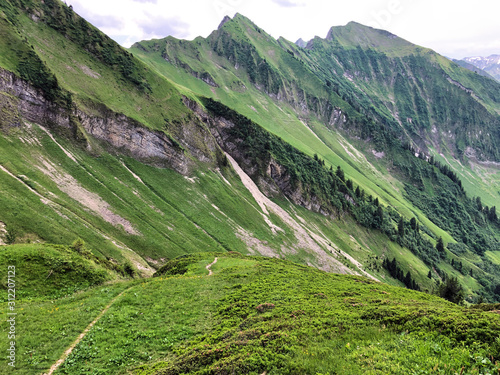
[{"x1": 0, "y1": 67, "x2": 220, "y2": 175}]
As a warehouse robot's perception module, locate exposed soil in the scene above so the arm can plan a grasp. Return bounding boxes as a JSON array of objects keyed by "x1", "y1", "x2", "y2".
[
  {"x1": 206, "y1": 257, "x2": 218, "y2": 276},
  {"x1": 225, "y1": 153, "x2": 374, "y2": 277},
  {"x1": 37, "y1": 157, "x2": 139, "y2": 235}
]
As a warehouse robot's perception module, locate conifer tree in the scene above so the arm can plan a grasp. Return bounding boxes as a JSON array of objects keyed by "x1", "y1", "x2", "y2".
[
  {"x1": 436, "y1": 237, "x2": 444, "y2": 254},
  {"x1": 398, "y1": 217, "x2": 405, "y2": 237}
]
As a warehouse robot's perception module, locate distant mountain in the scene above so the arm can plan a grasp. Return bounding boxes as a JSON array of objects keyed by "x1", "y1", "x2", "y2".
[
  {"x1": 462, "y1": 55, "x2": 500, "y2": 81},
  {"x1": 452, "y1": 58, "x2": 497, "y2": 80}
]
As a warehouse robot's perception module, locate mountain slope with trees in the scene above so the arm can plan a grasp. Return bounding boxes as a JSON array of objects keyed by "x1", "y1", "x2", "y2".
[{"x1": 0, "y1": 0, "x2": 499, "y2": 300}]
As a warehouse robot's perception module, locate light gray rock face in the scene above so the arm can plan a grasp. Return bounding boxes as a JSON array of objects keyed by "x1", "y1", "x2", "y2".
[
  {"x1": 0, "y1": 68, "x2": 71, "y2": 129},
  {"x1": 0, "y1": 68, "x2": 220, "y2": 175}
]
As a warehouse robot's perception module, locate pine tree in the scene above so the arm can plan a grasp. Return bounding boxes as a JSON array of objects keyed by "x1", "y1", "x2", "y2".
[
  {"x1": 436, "y1": 237, "x2": 444, "y2": 253},
  {"x1": 346, "y1": 179, "x2": 353, "y2": 191},
  {"x1": 438, "y1": 276, "x2": 464, "y2": 304},
  {"x1": 476, "y1": 197, "x2": 483, "y2": 211},
  {"x1": 336, "y1": 166, "x2": 345, "y2": 182},
  {"x1": 404, "y1": 271, "x2": 412, "y2": 287},
  {"x1": 398, "y1": 217, "x2": 405, "y2": 237},
  {"x1": 410, "y1": 217, "x2": 417, "y2": 230},
  {"x1": 488, "y1": 206, "x2": 497, "y2": 222},
  {"x1": 375, "y1": 206, "x2": 384, "y2": 228}
]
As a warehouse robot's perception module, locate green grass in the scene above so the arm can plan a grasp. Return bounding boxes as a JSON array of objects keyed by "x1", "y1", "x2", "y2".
[
  {"x1": 0, "y1": 122, "x2": 280, "y2": 264},
  {"x1": 1, "y1": 0, "x2": 500, "y2": 306},
  {"x1": 2, "y1": 252, "x2": 500, "y2": 374},
  {"x1": 15, "y1": 10, "x2": 188, "y2": 130},
  {"x1": 0, "y1": 279, "x2": 134, "y2": 374},
  {"x1": 130, "y1": 24, "x2": 484, "y2": 246},
  {"x1": 429, "y1": 146, "x2": 500, "y2": 209},
  {"x1": 0, "y1": 243, "x2": 117, "y2": 301},
  {"x1": 130, "y1": 25, "x2": 500, "y2": 302},
  {"x1": 129, "y1": 255, "x2": 500, "y2": 374},
  {"x1": 486, "y1": 251, "x2": 500, "y2": 266},
  {"x1": 0, "y1": 118, "x2": 449, "y2": 292}
]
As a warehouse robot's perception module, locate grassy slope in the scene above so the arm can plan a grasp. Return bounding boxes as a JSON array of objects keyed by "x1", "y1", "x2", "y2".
[
  {"x1": 2, "y1": 252, "x2": 499, "y2": 374},
  {"x1": 130, "y1": 16, "x2": 500, "y2": 300},
  {"x1": 1, "y1": 119, "x2": 426, "y2": 286},
  {"x1": 325, "y1": 21, "x2": 429, "y2": 57},
  {"x1": 131, "y1": 15, "x2": 497, "y2": 230},
  {"x1": 0, "y1": 243, "x2": 117, "y2": 300},
  {"x1": 131, "y1": 36, "x2": 460, "y2": 289},
  {"x1": 0, "y1": 1, "x2": 497, "y2": 300},
  {"x1": 130, "y1": 25, "x2": 449, "y2": 235},
  {"x1": 0, "y1": 2, "x2": 190, "y2": 129},
  {"x1": 0, "y1": 122, "x2": 284, "y2": 265},
  {"x1": 0, "y1": 0, "x2": 447, "y2": 292}
]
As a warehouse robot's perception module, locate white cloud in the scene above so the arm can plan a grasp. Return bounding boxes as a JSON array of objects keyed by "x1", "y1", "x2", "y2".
[{"x1": 271, "y1": 0, "x2": 304, "y2": 8}]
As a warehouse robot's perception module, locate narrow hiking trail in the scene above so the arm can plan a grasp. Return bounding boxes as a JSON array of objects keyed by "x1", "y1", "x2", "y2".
[
  {"x1": 45, "y1": 258, "x2": 218, "y2": 374},
  {"x1": 206, "y1": 257, "x2": 218, "y2": 276},
  {"x1": 44, "y1": 286, "x2": 134, "y2": 375}
]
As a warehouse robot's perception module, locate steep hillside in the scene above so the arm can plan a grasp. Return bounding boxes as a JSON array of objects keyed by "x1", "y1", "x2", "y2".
[
  {"x1": 0, "y1": 0, "x2": 500, "y2": 301},
  {"x1": 2, "y1": 252, "x2": 500, "y2": 374},
  {"x1": 1, "y1": 2, "x2": 500, "y2": 372},
  {"x1": 132, "y1": 16, "x2": 500, "y2": 163},
  {"x1": 131, "y1": 14, "x2": 500, "y2": 301},
  {"x1": 0, "y1": 0, "x2": 436, "y2": 288},
  {"x1": 453, "y1": 58, "x2": 498, "y2": 80}
]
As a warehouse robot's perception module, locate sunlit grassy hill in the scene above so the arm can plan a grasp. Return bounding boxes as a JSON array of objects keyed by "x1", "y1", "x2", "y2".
[{"x1": 1, "y1": 251, "x2": 499, "y2": 374}]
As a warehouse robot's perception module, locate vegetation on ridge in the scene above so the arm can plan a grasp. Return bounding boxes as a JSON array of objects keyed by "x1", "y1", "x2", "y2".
[
  {"x1": 3, "y1": 252, "x2": 495, "y2": 375},
  {"x1": 204, "y1": 97, "x2": 500, "y2": 301}
]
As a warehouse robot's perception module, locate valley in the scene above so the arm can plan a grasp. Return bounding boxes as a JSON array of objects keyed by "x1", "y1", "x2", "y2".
[{"x1": 0, "y1": 0, "x2": 500, "y2": 373}]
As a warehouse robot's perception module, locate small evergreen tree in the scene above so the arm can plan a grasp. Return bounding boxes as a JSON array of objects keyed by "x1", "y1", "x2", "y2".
[
  {"x1": 436, "y1": 237, "x2": 445, "y2": 254},
  {"x1": 438, "y1": 276, "x2": 464, "y2": 304},
  {"x1": 410, "y1": 217, "x2": 417, "y2": 230},
  {"x1": 336, "y1": 166, "x2": 345, "y2": 182},
  {"x1": 398, "y1": 217, "x2": 405, "y2": 237},
  {"x1": 346, "y1": 179, "x2": 353, "y2": 191}
]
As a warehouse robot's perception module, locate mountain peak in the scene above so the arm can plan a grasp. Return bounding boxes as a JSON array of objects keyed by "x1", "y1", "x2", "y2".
[
  {"x1": 218, "y1": 15, "x2": 232, "y2": 29},
  {"x1": 216, "y1": 13, "x2": 260, "y2": 33},
  {"x1": 324, "y1": 21, "x2": 421, "y2": 56},
  {"x1": 295, "y1": 38, "x2": 307, "y2": 48},
  {"x1": 462, "y1": 55, "x2": 500, "y2": 81}
]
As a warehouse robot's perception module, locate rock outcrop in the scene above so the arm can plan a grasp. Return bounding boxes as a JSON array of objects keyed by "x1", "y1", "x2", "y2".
[
  {"x1": 0, "y1": 67, "x2": 220, "y2": 175},
  {"x1": 186, "y1": 98, "x2": 335, "y2": 217}
]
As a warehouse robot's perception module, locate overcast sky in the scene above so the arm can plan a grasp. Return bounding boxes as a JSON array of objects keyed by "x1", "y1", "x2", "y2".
[{"x1": 65, "y1": 0, "x2": 500, "y2": 59}]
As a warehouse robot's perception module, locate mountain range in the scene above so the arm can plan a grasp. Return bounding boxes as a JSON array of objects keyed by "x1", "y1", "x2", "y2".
[
  {"x1": 1, "y1": 0, "x2": 500, "y2": 372},
  {"x1": 462, "y1": 54, "x2": 500, "y2": 81}
]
